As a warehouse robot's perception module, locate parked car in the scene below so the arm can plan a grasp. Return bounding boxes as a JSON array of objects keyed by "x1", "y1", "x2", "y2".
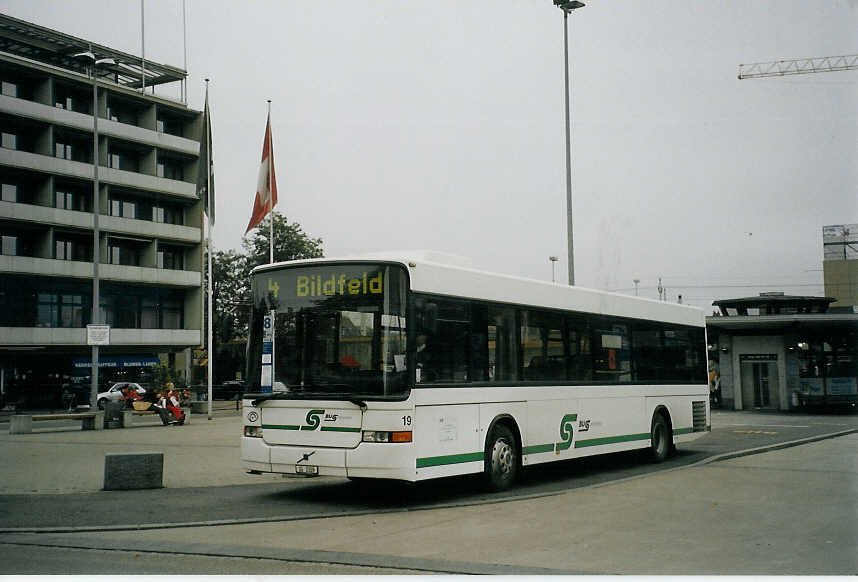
[{"x1": 96, "y1": 382, "x2": 146, "y2": 410}]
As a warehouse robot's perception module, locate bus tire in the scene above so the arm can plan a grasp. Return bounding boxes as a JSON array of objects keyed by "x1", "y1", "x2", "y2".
[
  {"x1": 484, "y1": 424, "x2": 518, "y2": 491},
  {"x1": 650, "y1": 413, "x2": 671, "y2": 463}
]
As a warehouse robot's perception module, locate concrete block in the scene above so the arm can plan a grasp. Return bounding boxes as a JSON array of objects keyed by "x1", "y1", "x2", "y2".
[
  {"x1": 9, "y1": 415, "x2": 33, "y2": 434},
  {"x1": 103, "y1": 452, "x2": 164, "y2": 490},
  {"x1": 90, "y1": 411, "x2": 105, "y2": 431}
]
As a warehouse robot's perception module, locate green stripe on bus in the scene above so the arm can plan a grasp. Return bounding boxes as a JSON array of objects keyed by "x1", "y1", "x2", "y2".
[
  {"x1": 320, "y1": 426, "x2": 361, "y2": 433},
  {"x1": 674, "y1": 427, "x2": 693, "y2": 435},
  {"x1": 523, "y1": 443, "x2": 555, "y2": 454},
  {"x1": 575, "y1": 432, "x2": 651, "y2": 448},
  {"x1": 262, "y1": 424, "x2": 300, "y2": 431},
  {"x1": 416, "y1": 452, "x2": 484, "y2": 468}
]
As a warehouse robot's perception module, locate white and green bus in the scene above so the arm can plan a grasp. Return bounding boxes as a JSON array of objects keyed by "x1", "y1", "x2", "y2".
[{"x1": 242, "y1": 252, "x2": 710, "y2": 490}]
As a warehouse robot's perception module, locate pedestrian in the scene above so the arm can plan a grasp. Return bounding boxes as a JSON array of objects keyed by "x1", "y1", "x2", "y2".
[
  {"x1": 163, "y1": 382, "x2": 185, "y2": 425},
  {"x1": 149, "y1": 389, "x2": 171, "y2": 426}
]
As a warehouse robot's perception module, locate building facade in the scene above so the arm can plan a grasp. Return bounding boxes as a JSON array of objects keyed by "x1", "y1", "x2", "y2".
[
  {"x1": 823, "y1": 224, "x2": 858, "y2": 309},
  {"x1": 706, "y1": 293, "x2": 858, "y2": 412},
  {"x1": 0, "y1": 14, "x2": 204, "y2": 408}
]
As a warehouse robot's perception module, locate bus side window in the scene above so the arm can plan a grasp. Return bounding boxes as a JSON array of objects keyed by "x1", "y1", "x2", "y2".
[
  {"x1": 488, "y1": 306, "x2": 516, "y2": 382},
  {"x1": 414, "y1": 297, "x2": 469, "y2": 383},
  {"x1": 566, "y1": 316, "x2": 591, "y2": 382}
]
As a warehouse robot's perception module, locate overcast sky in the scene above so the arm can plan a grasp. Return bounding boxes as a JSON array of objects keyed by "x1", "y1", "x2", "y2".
[{"x1": 5, "y1": 0, "x2": 856, "y2": 310}]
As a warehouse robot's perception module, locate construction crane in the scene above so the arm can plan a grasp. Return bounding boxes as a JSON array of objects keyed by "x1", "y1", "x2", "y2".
[{"x1": 738, "y1": 54, "x2": 858, "y2": 79}]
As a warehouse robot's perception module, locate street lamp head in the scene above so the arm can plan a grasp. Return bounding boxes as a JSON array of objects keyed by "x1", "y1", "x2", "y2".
[
  {"x1": 549, "y1": 256, "x2": 559, "y2": 262},
  {"x1": 73, "y1": 51, "x2": 96, "y2": 61},
  {"x1": 554, "y1": 0, "x2": 585, "y2": 10}
]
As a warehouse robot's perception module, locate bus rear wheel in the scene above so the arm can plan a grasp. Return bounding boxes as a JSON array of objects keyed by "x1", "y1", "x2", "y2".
[
  {"x1": 650, "y1": 413, "x2": 672, "y2": 463},
  {"x1": 484, "y1": 424, "x2": 518, "y2": 491}
]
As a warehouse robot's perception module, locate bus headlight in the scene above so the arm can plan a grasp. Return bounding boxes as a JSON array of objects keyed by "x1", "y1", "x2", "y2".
[
  {"x1": 244, "y1": 426, "x2": 263, "y2": 438},
  {"x1": 362, "y1": 430, "x2": 412, "y2": 443}
]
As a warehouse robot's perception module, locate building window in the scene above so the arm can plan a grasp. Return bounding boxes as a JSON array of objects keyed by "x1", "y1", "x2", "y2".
[
  {"x1": 156, "y1": 158, "x2": 183, "y2": 180},
  {"x1": 108, "y1": 242, "x2": 140, "y2": 266},
  {"x1": 36, "y1": 293, "x2": 89, "y2": 327},
  {"x1": 141, "y1": 297, "x2": 159, "y2": 328},
  {"x1": 55, "y1": 142, "x2": 73, "y2": 160},
  {"x1": 1, "y1": 81, "x2": 17, "y2": 97},
  {"x1": 2, "y1": 183, "x2": 17, "y2": 203},
  {"x1": 55, "y1": 237, "x2": 90, "y2": 261},
  {"x1": 162, "y1": 298, "x2": 182, "y2": 329},
  {"x1": 109, "y1": 152, "x2": 139, "y2": 172},
  {"x1": 156, "y1": 117, "x2": 183, "y2": 137},
  {"x1": 110, "y1": 199, "x2": 137, "y2": 219},
  {"x1": 37, "y1": 292, "x2": 58, "y2": 327},
  {"x1": 1, "y1": 235, "x2": 17, "y2": 256},
  {"x1": 55, "y1": 239, "x2": 72, "y2": 260},
  {"x1": 107, "y1": 102, "x2": 138, "y2": 125},
  {"x1": 153, "y1": 204, "x2": 183, "y2": 225},
  {"x1": 1, "y1": 132, "x2": 17, "y2": 150},
  {"x1": 157, "y1": 246, "x2": 184, "y2": 270},
  {"x1": 55, "y1": 189, "x2": 90, "y2": 212},
  {"x1": 60, "y1": 294, "x2": 86, "y2": 328}
]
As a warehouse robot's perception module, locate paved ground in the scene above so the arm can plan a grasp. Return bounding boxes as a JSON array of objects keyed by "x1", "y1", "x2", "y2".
[{"x1": 0, "y1": 408, "x2": 856, "y2": 574}]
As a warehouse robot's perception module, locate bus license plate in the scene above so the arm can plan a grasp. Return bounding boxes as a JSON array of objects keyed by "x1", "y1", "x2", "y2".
[{"x1": 296, "y1": 465, "x2": 318, "y2": 475}]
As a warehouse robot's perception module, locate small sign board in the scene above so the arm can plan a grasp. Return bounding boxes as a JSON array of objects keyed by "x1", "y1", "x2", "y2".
[
  {"x1": 260, "y1": 312, "x2": 274, "y2": 393},
  {"x1": 86, "y1": 324, "x2": 110, "y2": 346}
]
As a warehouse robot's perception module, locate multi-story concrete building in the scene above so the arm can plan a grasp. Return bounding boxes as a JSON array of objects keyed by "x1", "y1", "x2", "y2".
[{"x1": 0, "y1": 14, "x2": 204, "y2": 408}]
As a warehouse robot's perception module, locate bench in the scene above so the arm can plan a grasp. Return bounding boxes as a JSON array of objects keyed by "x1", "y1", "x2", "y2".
[
  {"x1": 10, "y1": 411, "x2": 105, "y2": 434},
  {"x1": 121, "y1": 407, "x2": 190, "y2": 427}
]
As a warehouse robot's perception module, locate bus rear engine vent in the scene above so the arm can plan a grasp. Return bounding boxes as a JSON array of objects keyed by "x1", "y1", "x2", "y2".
[{"x1": 692, "y1": 401, "x2": 707, "y2": 432}]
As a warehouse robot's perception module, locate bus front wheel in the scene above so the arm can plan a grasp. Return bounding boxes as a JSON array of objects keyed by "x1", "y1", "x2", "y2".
[
  {"x1": 484, "y1": 424, "x2": 518, "y2": 491},
  {"x1": 650, "y1": 413, "x2": 672, "y2": 463}
]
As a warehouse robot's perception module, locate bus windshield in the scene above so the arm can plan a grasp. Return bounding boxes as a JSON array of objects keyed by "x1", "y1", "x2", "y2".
[{"x1": 247, "y1": 263, "x2": 410, "y2": 399}]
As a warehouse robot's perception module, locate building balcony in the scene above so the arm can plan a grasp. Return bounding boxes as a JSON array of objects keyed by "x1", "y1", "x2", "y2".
[
  {"x1": 0, "y1": 93, "x2": 200, "y2": 156},
  {"x1": 0, "y1": 255, "x2": 201, "y2": 288},
  {"x1": 0, "y1": 149, "x2": 197, "y2": 200},
  {"x1": 0, "y1": 326, "x2": 200, "y2": 347},
  {"x1": 0, "y1": 200, "x2": 201, "y2": 245}
]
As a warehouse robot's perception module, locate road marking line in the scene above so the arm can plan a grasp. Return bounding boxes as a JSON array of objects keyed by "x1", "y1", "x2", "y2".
[{"x1": 720, "y1": 424, "x2": 809, "y2": 428}]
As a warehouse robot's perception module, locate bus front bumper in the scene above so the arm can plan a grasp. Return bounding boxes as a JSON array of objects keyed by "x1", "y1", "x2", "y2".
[{"x1": 241, "y1": 437, "x2": 416, "y2": 482}]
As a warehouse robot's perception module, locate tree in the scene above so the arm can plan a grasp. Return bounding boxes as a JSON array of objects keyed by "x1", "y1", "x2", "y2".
[
  {"x1": 211, "y1": 248, "x2": 250, "y2": 344},
  {"x1": 242, "y1": 211, "x2": 324, "y2": 268}
]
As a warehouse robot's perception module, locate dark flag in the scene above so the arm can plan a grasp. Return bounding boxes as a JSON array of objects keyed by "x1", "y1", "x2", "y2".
[{"x1": 196, "y1": 87, "x2": 214, "y2": 224}]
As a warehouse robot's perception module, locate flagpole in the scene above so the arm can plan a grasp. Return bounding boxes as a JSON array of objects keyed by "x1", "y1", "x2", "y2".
[
  {"x1": 205, "y1": 78, "x2": 214, "y2": 421},
  {"x1": 267, "y1": 101, "x2": 275, "y2": 389},
  {"x1": 267, "y1": 100, "x2": 274, "y2": 264}
]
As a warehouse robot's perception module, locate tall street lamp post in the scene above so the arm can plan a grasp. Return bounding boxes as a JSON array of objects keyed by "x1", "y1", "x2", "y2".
[
  {"x1": 553, "y1": 0, "x2": 585, "y2": 286},
  {"x1": 549, "y1": 255, "x2": 559, "y2": 283},
  {"x1": 75, "y1": 51, "x2": 115, "y2": 410}
]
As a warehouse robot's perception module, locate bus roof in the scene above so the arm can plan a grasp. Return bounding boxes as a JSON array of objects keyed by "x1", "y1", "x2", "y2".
[{"x1": 252, "y1": 251, "x2": 705, "y2": 328}]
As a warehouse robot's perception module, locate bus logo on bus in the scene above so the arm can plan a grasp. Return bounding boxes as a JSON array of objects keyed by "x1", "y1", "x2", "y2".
[
  {"x1": 302, "y1": 409, "x2": 325, "y2": 431},
  {"x1": 555, "y1": 413, "x2": 578, "y2": 453}
]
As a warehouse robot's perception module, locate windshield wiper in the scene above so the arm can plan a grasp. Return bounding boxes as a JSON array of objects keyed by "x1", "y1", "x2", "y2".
[{"x1": 249, "y1": 392, "x2": 293, "y2": 406}]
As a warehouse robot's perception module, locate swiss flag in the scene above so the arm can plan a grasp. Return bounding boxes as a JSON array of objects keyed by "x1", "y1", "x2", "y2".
[{"x1": 245, "y1": 114, "x2": 278, "y2": 234}]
